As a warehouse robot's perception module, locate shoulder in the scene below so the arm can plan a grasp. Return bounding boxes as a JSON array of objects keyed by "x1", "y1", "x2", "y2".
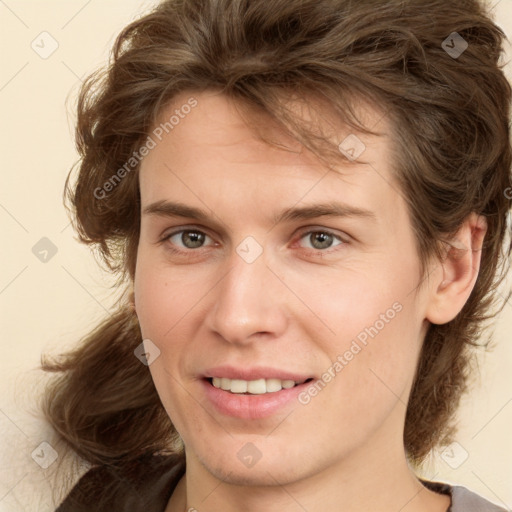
[
  {"x1": 450, "y1": 484, "x2": 510, "y2": 512},
  {"x1": 56, "y1": 453, "x2": 186, "y2": 512},
  {"x1": 420, "y1": 479, "x2": 510, "y2": 512}
]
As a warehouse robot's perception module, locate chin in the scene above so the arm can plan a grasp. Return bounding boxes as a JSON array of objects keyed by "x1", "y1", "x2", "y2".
[
  {"x1": 201, "y1": 458, "x2": 297, "y2": 487},
  {"x1": 192, "y1": 443, "x2": 314, "y2": 488}
]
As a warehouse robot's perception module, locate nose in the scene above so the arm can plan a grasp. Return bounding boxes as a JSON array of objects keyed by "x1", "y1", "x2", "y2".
[{"x1": 204, "y1": 244, "x2": 289, "y2": 345}]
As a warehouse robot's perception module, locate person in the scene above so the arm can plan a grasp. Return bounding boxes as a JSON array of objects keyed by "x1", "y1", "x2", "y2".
[{"x1": 41, "y1": 0, "x2": 511, "y2": 510}]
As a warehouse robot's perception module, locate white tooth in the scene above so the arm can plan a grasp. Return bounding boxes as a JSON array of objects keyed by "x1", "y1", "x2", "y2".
[
  {"x1": 265, "y1": 378, "x2": 283, "y2": 392},
  {"x1": 215, "y1": 377, "x2": 302, "y2": 394},
  {"x1": 220, "y1": 378, "x2": 231, "y2": 390},
  {"x1": 247, "y1": 378, "x2": 267, "y2": 394},
  {"x1": 230, "y1": 379, "x2": 248, "y2": 393}
]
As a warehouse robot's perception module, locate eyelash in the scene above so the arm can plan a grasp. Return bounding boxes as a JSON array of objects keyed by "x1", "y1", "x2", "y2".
[{"x1": 159, "y1": 227, "x2": 347, "y2": 257}]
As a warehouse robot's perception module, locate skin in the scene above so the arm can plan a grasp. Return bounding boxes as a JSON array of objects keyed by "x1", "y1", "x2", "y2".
[{"x1": 133, "y1": 90, "x2": 486, "y2": 512}]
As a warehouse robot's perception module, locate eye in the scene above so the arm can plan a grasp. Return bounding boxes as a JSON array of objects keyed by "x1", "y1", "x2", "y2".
[
  {"x1": 160, "y1": 227, "x2": 346, "y2": 255},
  {"x1": 163, "y1": 229, "x2": 214, "y2": 250},
  {"x1": 297, "y1": 230, "x2": 345, "y2": 251}
]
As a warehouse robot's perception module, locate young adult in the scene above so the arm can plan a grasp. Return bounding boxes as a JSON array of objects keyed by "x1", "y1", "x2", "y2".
[{"x1": 42, "y1": 0, "x2": 511, "y2": 510}]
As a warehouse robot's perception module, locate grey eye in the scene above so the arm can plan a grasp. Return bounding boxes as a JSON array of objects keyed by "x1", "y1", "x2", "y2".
[
  {"x1": 300, "y1": 231, "x2": 343, "y2": 250},
  {"x1": 168, "y1": 230, "x2": 210, "y2": 249}
]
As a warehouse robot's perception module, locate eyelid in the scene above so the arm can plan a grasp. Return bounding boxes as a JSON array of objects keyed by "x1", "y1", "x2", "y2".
[
  {"x1": 160, "y1": 225, "x2": 216, "y2": 245},
  {"x1": 295, "y1": 226, "x2": 348, "y2": 241},
  {"x1": 292, "y1": 227, "x2": 347, "y2": 252},
  {"x1": 160, "y1": 224, "x2": 349, "y2": 257},
  {"x1": 160, "y1": 225, "x2": 347, "y2": 242}
]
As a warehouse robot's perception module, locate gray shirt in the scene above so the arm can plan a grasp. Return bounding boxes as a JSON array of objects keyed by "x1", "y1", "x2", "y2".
[{"x1": 421, "y1": 478, "x2": 510, "y2": 511}]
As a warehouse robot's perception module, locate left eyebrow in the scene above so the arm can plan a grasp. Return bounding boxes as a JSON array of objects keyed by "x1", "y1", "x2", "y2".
[
  {"x1": 272, "y1": 202, "x2": 376, "y2": 224},
  {"x1": 142, "y1": 199, "x2": 376, "y2": 225}
]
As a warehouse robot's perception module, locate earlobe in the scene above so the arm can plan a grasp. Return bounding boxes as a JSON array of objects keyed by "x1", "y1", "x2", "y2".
[
  {"x1": 425, "y1": 213, "x2": 487, "y2": 325},
  {"x1": 128, "y1": 285, "x2": 137, "y2": 314}
]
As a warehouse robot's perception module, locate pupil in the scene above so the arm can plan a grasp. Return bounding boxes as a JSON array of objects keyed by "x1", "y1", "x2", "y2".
[
  {"x1": 311, "y1": 232, "x2": 332, "y2": 249},
  {"x1": 184, "y1": 231, "x2": 204, "y2": 248}
]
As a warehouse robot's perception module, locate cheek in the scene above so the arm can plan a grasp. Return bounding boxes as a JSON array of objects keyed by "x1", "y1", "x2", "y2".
[
  {"x1": 296, "y1": 299, "x2": 421, "y2": 454},
  {"x1": 134, "y1": 249, "x2": 199, "y2": 340},
  {"x1": 297, "y1": 260, "x2": 424, "y2": 412},
  {"x1": 291, "y1": 261, "x2": 418, "y2": 353},
  {"x1": 134, "y1": 276, "x2": 167, "y2": 341},
  {"x1": 133, "y1": 255, "x2": 202, "y2": 436}
]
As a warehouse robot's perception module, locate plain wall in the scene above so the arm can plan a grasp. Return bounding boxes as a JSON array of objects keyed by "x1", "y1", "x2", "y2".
[{"x1": 1, "y1": 0, "x2": 511, "y2": 510}]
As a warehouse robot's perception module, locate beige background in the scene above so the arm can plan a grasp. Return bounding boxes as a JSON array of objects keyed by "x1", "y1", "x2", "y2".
[{"x1": 1, "y1": 0, "x2": 511, "y2": 510}]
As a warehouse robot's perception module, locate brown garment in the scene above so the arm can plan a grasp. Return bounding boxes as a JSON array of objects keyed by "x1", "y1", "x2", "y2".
[
  {"x1": 56, "y1": 454, "x2": 508, "y2": 511},
  {"x1": 56, "y1": 454, "x2": 186, "y2": 511}
]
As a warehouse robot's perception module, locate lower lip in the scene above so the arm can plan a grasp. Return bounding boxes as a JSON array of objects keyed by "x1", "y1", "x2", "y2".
[{"x1": 201, "y1": 379, "x2": 312, "y2": 419}]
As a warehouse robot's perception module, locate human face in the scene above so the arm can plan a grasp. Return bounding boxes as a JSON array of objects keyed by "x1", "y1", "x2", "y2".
[{"x1": 134, "y1": 90, "x2": 432, "y2": 486}]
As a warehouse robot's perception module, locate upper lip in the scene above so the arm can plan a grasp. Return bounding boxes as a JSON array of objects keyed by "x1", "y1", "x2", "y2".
[{"x1": 203, "y1": 365, "x2": 313, "y2": 382}]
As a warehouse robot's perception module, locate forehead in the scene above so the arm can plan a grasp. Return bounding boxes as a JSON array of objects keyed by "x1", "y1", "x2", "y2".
[
  {"x1": 139, "y1": 90, "x2": 404, "y2": 228},
  {"x1": 149, "y1": 89, "x2": 387, "y2": 164}
]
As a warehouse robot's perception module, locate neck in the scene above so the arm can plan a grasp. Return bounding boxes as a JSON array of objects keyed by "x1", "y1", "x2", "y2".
[{"x1": 166, "y1": 440, "x2": 450, "y2": 512}]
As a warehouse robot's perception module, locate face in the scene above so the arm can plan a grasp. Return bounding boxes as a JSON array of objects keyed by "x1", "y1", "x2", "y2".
[{"x1": 134, "y1": 90, "x2": 433, "y2": 486}]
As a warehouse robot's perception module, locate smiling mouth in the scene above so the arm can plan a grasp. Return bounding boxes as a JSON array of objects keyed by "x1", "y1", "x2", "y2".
[{"x1": 207, "y1": 377, "x2": 314, "y2": 395}]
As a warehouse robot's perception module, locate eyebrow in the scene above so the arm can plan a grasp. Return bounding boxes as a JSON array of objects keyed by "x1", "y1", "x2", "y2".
[{"x1": 143, "y1": 200, "x2": 376, "y2": 226}]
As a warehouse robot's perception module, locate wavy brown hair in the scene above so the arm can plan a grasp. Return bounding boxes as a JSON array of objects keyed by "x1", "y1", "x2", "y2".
[{"x1": 42, "y1": 0, "x2": 511, "y2": 473}]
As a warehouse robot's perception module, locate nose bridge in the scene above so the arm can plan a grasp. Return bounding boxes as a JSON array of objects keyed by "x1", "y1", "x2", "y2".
[{"x1": 206, "y1": 241, "x2": 287, "y2": 343}]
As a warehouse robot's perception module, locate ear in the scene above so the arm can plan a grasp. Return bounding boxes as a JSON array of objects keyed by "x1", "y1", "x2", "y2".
[{"x1": 425, "y1": 213, "x2": 487, "y2": 325}]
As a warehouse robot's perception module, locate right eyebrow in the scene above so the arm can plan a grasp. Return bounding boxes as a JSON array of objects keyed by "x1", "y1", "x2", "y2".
[{"x1": 143, "y1": 200, "x2": 211, "y2": 221}]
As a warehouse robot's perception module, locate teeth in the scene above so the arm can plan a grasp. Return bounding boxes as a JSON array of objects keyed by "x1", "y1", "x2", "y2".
[
  {"x1": 211, "y1": 377, "x2": 303, "y2": 394},
  {"x1": 247, "y1": 378, "x2": 265, "y2": 394},
  {"x1": 230, "y1": 379, "x2": 248, "y2": 393},
  {"x1": 265, "y1": 378, "x2": 282, "y2": 392}
]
